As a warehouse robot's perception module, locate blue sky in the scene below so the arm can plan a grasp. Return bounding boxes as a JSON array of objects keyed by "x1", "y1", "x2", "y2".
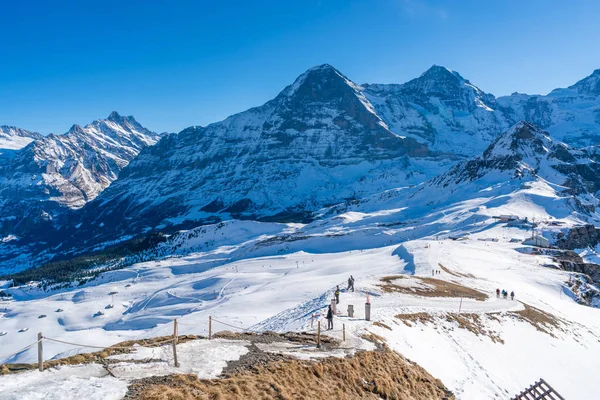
[{"x1": 1, "y1": 0, "x2": 599, "y2": 134}]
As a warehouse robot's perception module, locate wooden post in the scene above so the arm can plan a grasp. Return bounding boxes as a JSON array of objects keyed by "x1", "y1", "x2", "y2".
[
  {"x1": 311, "y1": 313, "x2": 314, "y2": 328},
  {"x1": 343, "y1": 324, "x2": 346, "y2": 342},
  {"x1": 209, "y1": 315, "x2": 212, "y2": 340},
  {"x1": 317, "y1": 320, "x2": 321, "y2": 348},
  {"x1": 37, "y1": 332, "x2": 43, "y2": 372},
  {"x1": 173, "y1": 319, "x2": 179, "y2": 367},
  {"x1": 459, "y1": 297, "x2": 463, "y2": 314}
]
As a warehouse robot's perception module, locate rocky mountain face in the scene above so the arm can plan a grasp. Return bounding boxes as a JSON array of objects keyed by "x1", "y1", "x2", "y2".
[
  {"x1": 61, "y1": 65, "x2": 441, "y2": 244},
  {"x1": 0, "y1": 126, "x2": 43, "y2": 155},
  {"x1": 0, "y1": 112, "x2": 160, "y2": 240}
]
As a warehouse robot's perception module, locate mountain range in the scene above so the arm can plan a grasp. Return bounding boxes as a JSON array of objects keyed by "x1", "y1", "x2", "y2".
[
  {"x1": 2, "y1": 64, "x2": 600, "y2": 273},
  {"x1": 0, "y1": 112, "x2": 159, "y2": 246}
]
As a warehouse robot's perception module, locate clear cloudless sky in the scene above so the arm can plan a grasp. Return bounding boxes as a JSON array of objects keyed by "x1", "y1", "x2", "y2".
[{"x1": 1, "y1": 0, "x2": 600, "y2": 134}]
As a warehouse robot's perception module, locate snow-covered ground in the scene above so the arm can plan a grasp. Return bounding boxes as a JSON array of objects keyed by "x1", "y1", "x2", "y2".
[{"x1": 2, "y1": 195, "x2": 600, "y2": 399}]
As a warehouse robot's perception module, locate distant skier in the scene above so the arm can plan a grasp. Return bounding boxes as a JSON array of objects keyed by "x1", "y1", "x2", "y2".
[
  {"x1": 335, "y1": 286, "x2": 340, "y2": 304},
  {"x1": 496, "y1": 288, "x2": 500, "y2": 298},
  {"x1": 510, "y1": 291, "x2": 515, "y2": 300},
  {"x1": 326, "y1": 305, "x2": 334, "y2": 330}
]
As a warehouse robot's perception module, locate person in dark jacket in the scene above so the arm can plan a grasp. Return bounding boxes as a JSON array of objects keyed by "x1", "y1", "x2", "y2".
[
  {"x1": 335, "y1": 286, "x2": 340, "y2": 304},
  {"x1": 496, "y1": 288, "x2": 500, "y2": 298},
  {"x1": 326, "y1": 305, "x2": 334, "y2": 330},
  {"x1": 510, "y1": 291, "x2": 515, "y2": 300},
  {"x1": 350, "y1": 275, "x2": 355, "y2": 292}
]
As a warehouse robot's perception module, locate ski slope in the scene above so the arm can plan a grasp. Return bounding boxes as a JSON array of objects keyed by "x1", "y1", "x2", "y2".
[{"x1": 2, "y1": 196, "x2": 600, "y2": 399}]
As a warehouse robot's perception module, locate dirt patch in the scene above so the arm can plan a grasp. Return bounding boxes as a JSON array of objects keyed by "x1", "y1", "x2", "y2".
[
  {"x1": 508, "y1": 304, "x2": 564, "y2": 337},
  {"x1": 379, "y1": 275, "x2": 488, "y2": 301},
  {"x1": 372, "y1": 321, "x2": 392, "y2": 331},
  {"x1": 127, "y1": 350, "x2": 454, "y2": 400},
  {"x1": 0, "y1": 334, "x2": 201, "y2": 375}
]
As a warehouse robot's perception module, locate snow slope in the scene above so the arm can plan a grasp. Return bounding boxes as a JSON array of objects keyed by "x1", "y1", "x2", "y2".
[
  {"x1": 2, "y1": 185, "x2": 600, "y2": 398},
  {"x1": 0, "y1": 126, "x2": 42, "y2": 153}
]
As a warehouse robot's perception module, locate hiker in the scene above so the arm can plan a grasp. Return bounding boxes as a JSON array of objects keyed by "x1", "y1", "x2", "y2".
[
  {"x1": 510, "y1": 291, "x2": 515, "y2": 300},
  {"x1": 502, "y1": 290, "x2": 508, "y2": 299},
  {"x1": 350, "y1": 275, "x2": 355, "y2": 292},
  {"x1": 347, "y1": 276, "x2": 353, "y2": 291},
  {"x1": 335, "y1": 286, "x2": 340, "y2": 304},
  {"x1": 326, "y1": 305, "x2": 334, "y2": 330},
  {"x1": 496, "y1": 288, "x2": 500, "y2": 298}
]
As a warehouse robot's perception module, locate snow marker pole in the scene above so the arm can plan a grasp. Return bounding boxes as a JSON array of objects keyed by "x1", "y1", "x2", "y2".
[
  {"x1": 317, "y1": 320, "x2": 321, "y2": 348},
  {"x1": 37, "y1": 332, "x2": 43, "y2": 372},
  {"x1": 173, "y1": 319, "x2": 179, "y2": 367},
  {"x1": 209, "y1": 315, "x2": 212, "y2": 340},
  {"x1": 343, "y1": 324, "x2": 346, "y2": 342},
  {"x1": 458, "y1": 298, "x2": 463, "y2": 314}
]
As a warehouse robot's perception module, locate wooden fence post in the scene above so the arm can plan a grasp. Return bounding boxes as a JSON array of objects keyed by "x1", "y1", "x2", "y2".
[
  {"x1": 37, "y1": 332, "x2": 43, "y2": 372},
  {"x1": 343, "y1": 324, "x2": 346, "y2": 342},
  {"x1": 209, "y1": 315, "x2": 212, "y2": 340},
  {"x1": 173, "y1": 319, "x2": 179, "y2": 367},
  {"x1": 317, "y1": 320, "x2": 321, "y2": 348}
]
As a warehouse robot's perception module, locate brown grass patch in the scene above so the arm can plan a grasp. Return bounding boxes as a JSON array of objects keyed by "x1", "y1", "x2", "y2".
[
  {"x1": 361, "y1": 332, "x2": 387, "y2": 348},
  {"x1": 444, "y1": 314, "x2": 504, "y2": 344},
  {"x1": 395, "y1": 313, "x2": 503, "y2": 343},
  {"x1": 395, "y1": 313, "x2": 435, "y2": 327},
  {"x1": 379, "y1": 276, "x2": 487, "y2": 301},
  {"x1": 129, "y1": 350, "x2": 454, "y2": 400},
  {"x1": 372, "y1": 321, "x2": 392, "y2": 331},
  {"x1": 508, "y1": 304, "x2": 563, "y2": 337},
  {"x1": 438, "y1": 264, "x2": 475, "y2": 278},
  {"x1": 0, "y1": 334, "x2": 201, "y2": 375}
]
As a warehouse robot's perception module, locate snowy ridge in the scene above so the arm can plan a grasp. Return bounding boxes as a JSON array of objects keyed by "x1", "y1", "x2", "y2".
[
  {"x1": 0, "y1": 112, "x2": 159, "y2": 244},
  {"x1": 0, "y1": 126, "x2": 42, "y2": 153}
]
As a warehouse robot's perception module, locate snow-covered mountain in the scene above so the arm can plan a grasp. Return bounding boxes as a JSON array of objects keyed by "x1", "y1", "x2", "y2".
[
  {"x1": 364, "y1": 66, "x2": 600, "y2": 156},
  {"x1": 494, "y1": 69, "x2": 600, "y2": 148},
  {"x1": 0, "y1": 112, "x2": 160, "y2": 240},
  {"x1": 67, "y1": 65, "x2": 451, "y2": 242},
  {"x1": 363, "y1": 65, "x2": 509, "y2": 156},
  {"x1": 0, "y1": 126, "x2": 42, "y2": 155},
  {"x1": 430, "y1": 121, "x2": 600, "y2": 203}
]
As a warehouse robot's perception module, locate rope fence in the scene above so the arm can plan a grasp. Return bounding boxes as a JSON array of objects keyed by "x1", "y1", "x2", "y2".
[{"x1": 1, "y1": 283, "x2": 364, "y2": 372}]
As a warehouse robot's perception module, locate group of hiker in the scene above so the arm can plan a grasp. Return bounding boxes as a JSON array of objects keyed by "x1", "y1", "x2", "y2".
[
  {"x1": 327, "y1": 276, "x2": 355, "y2": 330},
  {"x1": 496, "y1": 288, "x2": 515, "y2": 300}
]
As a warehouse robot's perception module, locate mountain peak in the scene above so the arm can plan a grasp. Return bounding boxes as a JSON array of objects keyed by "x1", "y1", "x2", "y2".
[
  {"x1": 68, "y1": 124, "x2": 85, "y2": 134},
  {"x1": 282, "y1": 64, "x2": 354, "y2": 99},
  {"x1": 569, "y1": 68, "x2": 600, "y2": 95},
  {"x1": 483, "y1": 121, "x2": 553, "y2": 160},
  {"x1": 420, "y1": 65, "x2": 464, "y2": 81},
  {"x1": 108, "y1": 111, "x2": 122, "y2": 120}
]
